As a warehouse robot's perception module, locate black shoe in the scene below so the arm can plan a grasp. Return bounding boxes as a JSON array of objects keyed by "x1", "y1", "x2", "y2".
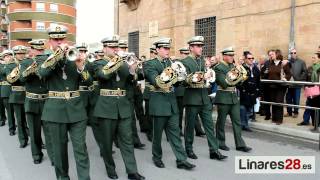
[
  {"x1": 297, "y1": 121, "x2": 310, "y2": 126},
  {"x1": 9, "y1": 131, "x2": 15, "y2": 136},
  {"x1": 19, "y1": 142, "x2": 28, "y2": 148},
  {"x1": 33, "y1": 157, "x2": 43, "y2": 164},
  {"x1": 219, "y1": 145, "x2": 230, "y2": 151},
  {"x1": 242, "y1": 127, "x2": 253, "y2": 132},
  {"x1": 134, "y1": 143, "x2": 145, "y2": 149},
  {"x1": 128, "y1": 173, "x2": 145, "y2": 180},
  {"x1": 186, "y1": 151, "x2": 198, "y2": 159},
  {"x1": 0, "y1": 122, "x2": 5, "y2": 126},
  {"x1": 236, "y1": 146, "x2": 252, "y2": 153},
  {"x1": 264, "y1": 116, "x2": 271, "y2": 120},
  {"x1": 146, "y1": 133, "x2": 152, "y2": 142},
  {"x1": 176, "y1": 161, "x2": 196, "y2": 170},
  {"x1": 195, "y1": 131, "x2": 206, "y2": 137},
  {"x1": 153, "y1": 159, "x2": 165, "y2": 168},
  {"x1": 210, "y1": 150, "x2": 228, "y2": 160},
  {"x1": 107, "y1": 172, "x2": 118, "y2": 179}
]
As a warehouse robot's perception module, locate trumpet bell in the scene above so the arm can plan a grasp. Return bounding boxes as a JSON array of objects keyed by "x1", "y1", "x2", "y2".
[{"x1": 66, "y1": 46, "x2": 79, "y2": 61}]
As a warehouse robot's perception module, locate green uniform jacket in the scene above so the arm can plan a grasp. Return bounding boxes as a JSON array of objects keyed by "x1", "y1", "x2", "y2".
[
  {"x1": 38, "y1": 57, "x2": 92, "y2": 123},
  {"x1": 182, "y1": 55, "x2": 211, "y2": 105},
  {"x1": 93, "y1": 58, "x2": 134, "y2": 120},
  {"x1": 0, "y1": 63, "x2": 5, "y2": 97},
  {"x1": 20, "y1": 54, "x2": 49, "y2": 114},
  {"x1": 214, "y1": 61, "x2": 239, "y2": 105},
  {"x1": 5, "y1": 61, "x2": 25, "y2": 104},
  {"x1": 143, "y1": 58, "x2": 178, "y2": 116},
  {"x1": 0, "y1": 62, "x2": 13, "y2": 98},
  {"x1": 142, "y1": 60, "x2": 151, "y2": 100},
  {"x1": 79, "y1": 61, "x2": 94, "y2": 107}
]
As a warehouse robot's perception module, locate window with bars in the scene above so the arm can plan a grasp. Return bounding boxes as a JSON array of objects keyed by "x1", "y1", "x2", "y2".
[
  {"x1": 195, "y1": 16, "x2": 216, "y2": 57},
  {"x1": 128, "y1": 31, "x2": 139, "y2": 57}
]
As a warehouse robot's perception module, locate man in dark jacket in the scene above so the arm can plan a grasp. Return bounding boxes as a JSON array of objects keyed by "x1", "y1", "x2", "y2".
[{"x1": 238, "y1": 52, "x2": 260, "y2": 132}]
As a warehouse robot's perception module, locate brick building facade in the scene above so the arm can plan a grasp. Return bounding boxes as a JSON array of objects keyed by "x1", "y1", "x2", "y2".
[{"x1": 116, "y1": 0, "x2": 320, "y2": 64}]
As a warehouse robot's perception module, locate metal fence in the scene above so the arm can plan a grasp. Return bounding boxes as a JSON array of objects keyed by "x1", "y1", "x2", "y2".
[{"x1": 260, "y1": 79, "x2": 320, "y2": 149}]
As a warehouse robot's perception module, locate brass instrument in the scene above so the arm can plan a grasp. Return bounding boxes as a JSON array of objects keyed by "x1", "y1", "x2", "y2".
[
  {"x1": 171, "y1": 61, "x2": 187, "y2": 81},
  {"x1": 102, "y1": 54, "x2": 124, "y2": 75},
  {"x1": 22, "y1": 61, "x2": 37, "y2": 78},
  {"x1": 7, "y1": 64, "x2": 21, "y2": 83},
  {"x1": 155, "y1": 66, "x2": 178, "y2": 92},
  {"x1": 87, "y1": 53, "x2": 96, "y2": 63},
  {"x1": 65, "y1": 46, "x2": 80, "y2": 61},
  {"x1": 225, "y1": 65, "x2": 248, "y2": 86},
  {"x1": 41, "y1": 45, "x2": 79, "y2": 69}
]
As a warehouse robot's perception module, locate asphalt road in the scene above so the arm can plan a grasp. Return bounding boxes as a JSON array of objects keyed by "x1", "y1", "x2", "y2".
[{"x1": 0, "y1": 122, "x2": 319, "y2": 180}]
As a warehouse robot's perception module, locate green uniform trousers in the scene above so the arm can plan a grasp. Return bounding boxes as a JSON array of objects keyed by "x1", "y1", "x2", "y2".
[
  {"x1": 26, "y1": 101, "x2": 54, "y2": 163},
  {"x1": 216, "y1": 103, "x2": 246, "y2": 148},
  {"x1": 13, "y1": 104, "x2": 28, "y2": 146},
  {"x1": 144, "y1": 100, "x2": 153, "y2": 137},
  {"x1": 98, "y1": 117, "x2": 138, "y2": 175},
  {"x1": 176, "y1": 96, "x2": 204, "y2": 134},
  {"x1": 134, "y1": 91, "x2": 148, "y2": 132},
  {"x1": 88, "y1": 106, "x2": 103, "y2": 155},
  {"x1": 26, "y1": 112, "x2": 43, "y2": 160},
  {"x1": 3, "y1": 98, "x2": 15, "y2": 133},
  {"x1": 47, "y1": 120, "x2": 90, "y2": 180},
  {"x1": 152, "y1": 113, "x2": 187, "y2": 162},
  {"x1": 0, "y1": 97, "x2": 6, "y2": 124},
  {"x1": 129, "y1": 99, "x2": 142, "y2": 145},
  {"x1": 185, "y1": 104, "x2": 219, "y2": 152}
]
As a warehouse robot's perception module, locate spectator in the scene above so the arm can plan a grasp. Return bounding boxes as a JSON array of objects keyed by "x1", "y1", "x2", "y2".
[
  {"x1": 285, "y1": 48, "x2": 307, "y2": 118},
  {"x1": 238, "y1": 52, "x2": 261, "y2": 131},
  {"x1": 265, "y1": 49, "x2": 292, "y2": 125},
  {"x1": 260, "y1": 50, "x2": 273, "y2": 120},
  {"x1": 306, "y1": 47, "x2": 320, "y2": 127}
]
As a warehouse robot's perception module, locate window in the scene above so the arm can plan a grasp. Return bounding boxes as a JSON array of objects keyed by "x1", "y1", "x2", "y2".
[
  {"x1": 36, "y1": 22, "x2": 45, "y2": 31},
  {"x1": 195, "y1": 16, "x2": 216, "y2": 56},
  {"x1": 49, "y1": 4, "x2": 58, "y2": 12},
  {"x1": 128, "y1": 31, "x2": 139, "y2": 57},
  {"x1": 36, "y1": 2, "x2": 45, "y2": 11}
]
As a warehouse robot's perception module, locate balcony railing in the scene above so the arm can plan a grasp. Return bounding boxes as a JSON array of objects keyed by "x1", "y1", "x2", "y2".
[
  {"x1": 1, "y1": 23, "x2": 7, "y2": 31},
  {"x1": 12, "y1": 27, "x2": 32, "y2": 32},
  {"x1": 10, "y1": 8, "x2": 32, "y2": 13}
]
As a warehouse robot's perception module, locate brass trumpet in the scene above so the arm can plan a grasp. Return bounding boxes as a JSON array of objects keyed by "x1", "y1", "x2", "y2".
[
  {"x1": 87, "y1": 53, "x2": 96, "y2": 63},
  {"x1": 65, "y1": 46, "x2": 80, "y2": 61}
]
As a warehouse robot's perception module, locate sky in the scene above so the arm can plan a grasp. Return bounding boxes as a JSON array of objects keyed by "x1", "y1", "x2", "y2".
[{"x1": 76, "y1": 0, "x2": 114, "y2": 44}]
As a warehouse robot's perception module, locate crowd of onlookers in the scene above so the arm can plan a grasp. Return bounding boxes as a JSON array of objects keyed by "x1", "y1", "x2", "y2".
[{"x1": 199, "y1": 46, "x2": 320, "y2": 132}]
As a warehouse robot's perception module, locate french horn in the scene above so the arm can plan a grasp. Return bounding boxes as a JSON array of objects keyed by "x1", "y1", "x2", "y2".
[
  {"x1": 225, "y1": 65, "x2": 248, "y2": 85},
  {"x1": 171, "y1": 61, "x2": 187, "y2": 81}
]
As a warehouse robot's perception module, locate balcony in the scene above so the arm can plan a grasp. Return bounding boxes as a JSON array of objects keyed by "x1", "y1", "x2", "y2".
[
  {"x1": 0, "y1": 38, "x2": 8, "y2": 46},
  {"x1": 7, "y1": 0, "x2": 31, "y2": 2},
  {"x1": 10, "y1": 8, "x2": 31, "y2": 13},
  {"x1": 12, "y1": 27, "x2": 31, "y2": 32}
]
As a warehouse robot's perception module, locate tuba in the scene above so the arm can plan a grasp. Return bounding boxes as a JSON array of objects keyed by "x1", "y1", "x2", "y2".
[
  {"x1": 7, "y1": 64, "x2": 21, "y2": 83},
  {"x1": 22, "y1": 61, "x2": 37, "y2": 78},
  {"x1": 225, "y1": 65, "x2": 248, "y2": 86}
]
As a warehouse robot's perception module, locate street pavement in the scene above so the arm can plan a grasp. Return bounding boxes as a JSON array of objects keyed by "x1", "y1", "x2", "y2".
[{"x1": 0, "y1": 121, "x2": 319, "y2": 180}]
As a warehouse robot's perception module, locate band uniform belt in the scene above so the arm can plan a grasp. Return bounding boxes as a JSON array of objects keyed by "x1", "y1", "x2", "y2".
[
  {"x1": 93, "y1": 81, "x2": 99, "y2": 86},
  {"x1": 217, "y1": 86, "x2": 236, "y2": 92},
  {"x1": 187, "y1": 83, "x2": 207, "y2": 89},
  {"x1": 79, "y1": 85, "x2": 94, "y2": 91},
  {"x1": 149, "y1": 85, "x2": 174, "y2": 93},
  {"x1": 0, "y1": 81, "x2": 10, "y2": 85},
  {"x1": 26, "y1": 92, "x2": 48, "y2": 100},
  {"x1": 100, "y1": 88, "x2": 126, "y2": 97},
  {"x1": 11, "y1": 86, "x2": 25, "y2": 91},
  {"x1": 48, "y1": 91, "x2": 80, "y2": 100}
]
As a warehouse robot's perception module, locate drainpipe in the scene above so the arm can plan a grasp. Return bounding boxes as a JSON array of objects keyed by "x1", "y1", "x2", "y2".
[{"x1": 288, "y1": 0, "x2": 296, "y2": 58}]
